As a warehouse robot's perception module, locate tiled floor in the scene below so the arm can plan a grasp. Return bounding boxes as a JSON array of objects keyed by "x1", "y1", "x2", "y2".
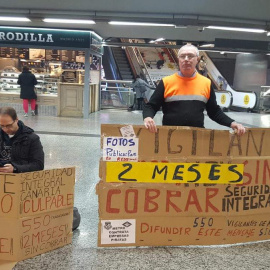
[{"x1": 9, "y1": 109, "x2": 270, "y2": 270}]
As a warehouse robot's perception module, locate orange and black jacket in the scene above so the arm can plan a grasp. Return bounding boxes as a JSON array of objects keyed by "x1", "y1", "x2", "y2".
[{"x1": 143, "y1": 73, "x2": 234, "y2": 128}]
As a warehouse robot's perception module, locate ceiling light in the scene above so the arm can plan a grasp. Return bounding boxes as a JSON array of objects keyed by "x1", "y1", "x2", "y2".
[
  {"x1": 200, "y1": 49, "x2": 251, "y2": 54},
  {"x1": 0, "y1": 16, "x2": 31, "y2": 22},
  {"x1": 149, "y1": 40, "x2": 155, "y2": 43},
  {"x1": 155, "y1": 38, "x2": 165, "y2": 42},
  {"x1": 267, "y1": 32, "x2": 270, "y2": 36},
  {"x1": 174, "y1": 25, "x2": 187, "y2": 29},
  {"x1": 43, "y1": 18, "x2": 95, "y2": 24},
  {"x1": 200, "y1": 44, "x2": 215, "y2": 48},
  {"x1": 220, "y1": 51, "x2": 251, "y2": 54},
  {"x1": 109, "y1": 21, "x2": 175, "y2": 27},
  {"x1": 206, "y1": 26, "x2": 266, "y2": 33}
]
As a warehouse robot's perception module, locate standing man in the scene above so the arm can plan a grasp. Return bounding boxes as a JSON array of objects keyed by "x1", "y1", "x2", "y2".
[
  {"x1": 143, "y1": 44, "x2": 245, "y2": 135},
  {"x1": 0, "y1": 107, "x2": 44, "y2": 173},
  {"x1": 17, "y1": 66, "x2": 38, "y2": 117},
  {"x1": 132, "y1": 75, "x2": 154, "y2": 110}
]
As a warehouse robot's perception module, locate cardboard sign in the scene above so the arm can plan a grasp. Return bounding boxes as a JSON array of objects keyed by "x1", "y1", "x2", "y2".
[
  {"x1": 0, "y1": 168, "x2": 75, "y2": 218},
  {"x1": 0, "y1": 167, "x2": 75, "y2": 262},
  {"x1": 103, "y1": 137, "x2": 138, "y2": 162},
  {"x1": 100, "y1": 125, "x2": 270, "y2": 160},
  {"x1": 97, "y1": 124, "x2": 270, "y2": 247},
  {"x1": 106, "y1": 162, "x2": 244, "y2": 184}
]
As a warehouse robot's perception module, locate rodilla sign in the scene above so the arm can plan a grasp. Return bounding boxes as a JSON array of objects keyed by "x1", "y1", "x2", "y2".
[{"x1": 0, "y1": 27, "x2": 91, "y2": 48}]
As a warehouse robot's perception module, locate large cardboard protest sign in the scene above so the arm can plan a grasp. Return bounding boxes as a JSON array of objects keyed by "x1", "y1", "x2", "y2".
[
  {"x1": 0, "y1": 167, "x2": 75, "y2": 262},
  {"x1": 97, "y1": 124, "x2": 270, "y2": 246}
]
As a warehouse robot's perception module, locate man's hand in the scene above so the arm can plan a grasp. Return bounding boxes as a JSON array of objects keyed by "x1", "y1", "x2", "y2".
[
  {"x1": 144, "y1": 117, "x2": 157, "y2": 133},
  {"x1": 0, "y1": 164, "x2": 14, "y2": 173},
  {"x1": 230, "y1": 122, "x2": 246, "y2": 136}
]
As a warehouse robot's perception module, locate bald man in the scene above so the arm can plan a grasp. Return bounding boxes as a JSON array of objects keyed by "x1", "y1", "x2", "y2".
[{"x1": 143, "y1": 44, "x2": 245, "y2": 135}]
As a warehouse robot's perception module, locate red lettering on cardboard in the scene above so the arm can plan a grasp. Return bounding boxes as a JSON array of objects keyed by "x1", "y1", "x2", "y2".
[
  {"x1": 0, "y1": 238, "x2": 9, "y2": 253},
  {"x1": 205, "y1": 188, "x2": 219, "y2": 212},
  {"x1": 125, "y1": 189, "x2": 138, "y2": 213},
  {"x1": 106, "y1": 189, "x2": 121, "y2": 213},
  {"x1": 1, "y1": 194, "x2": 13, "y2": 214},
  {"x1": 144, "y1": 189, "x2": 160, "y2": 212},
  {"x1": 166, "y1": 190, "x2": 182, "y2": 212},
  {"x1": 184, "y1": 189, "x2": 202, "y2": 212}
]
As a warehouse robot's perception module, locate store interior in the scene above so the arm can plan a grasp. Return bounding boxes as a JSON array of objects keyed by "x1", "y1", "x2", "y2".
[{"x1": 0, "y1": 47, "x2": 101, "y2": 96}]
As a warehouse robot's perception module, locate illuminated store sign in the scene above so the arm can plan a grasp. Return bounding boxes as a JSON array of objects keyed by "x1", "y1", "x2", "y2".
[
  {"x1": 0, "y1": 32, "x2": 54, "y2": 42},
  {"x1": 0, "y1": 27, "x2": 92, "y2": 48}
]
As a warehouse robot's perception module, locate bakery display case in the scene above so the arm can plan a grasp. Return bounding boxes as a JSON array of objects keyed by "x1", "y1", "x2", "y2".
[{"x1": 0, "y1": 46, "x2": 101, "y2": 117}]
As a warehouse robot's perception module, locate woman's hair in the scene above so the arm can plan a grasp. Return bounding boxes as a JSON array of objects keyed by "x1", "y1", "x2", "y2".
[
  {"x1": 22, "y1": 66, "x2": 29, "y2": 72},
  {"x1": 0, "y1": 107, "x2": 18, "y2": 120}
]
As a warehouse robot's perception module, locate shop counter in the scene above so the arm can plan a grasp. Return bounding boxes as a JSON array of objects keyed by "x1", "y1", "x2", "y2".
[
  {"x1": 0, "y1": 91, "x2": 58, "y2": 106},
  {"x1": 58, "y1": 83, "x2": 99, "y2": 117}
]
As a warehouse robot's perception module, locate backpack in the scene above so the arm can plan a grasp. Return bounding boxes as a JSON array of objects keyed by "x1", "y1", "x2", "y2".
[{"x1": 72, "y1": 207, "x2": 81, "y2": 231}]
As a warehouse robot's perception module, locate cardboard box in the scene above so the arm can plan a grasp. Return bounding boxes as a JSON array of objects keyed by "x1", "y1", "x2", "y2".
[
  {"x1": 97, "y1": 124, "x2": 270, "y2": 246},
  {"x1": 0, "y1": 167, "x2": 75, "y2": 261}
]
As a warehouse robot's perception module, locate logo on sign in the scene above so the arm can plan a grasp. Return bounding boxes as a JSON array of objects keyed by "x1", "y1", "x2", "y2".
[
  {"x1": 104, "y1": 222, "x2": 112, "y2": 230},
  {"x1": 244, "y1": 95, "x2": 250, "y2": 105},
  {"x1": 123, "y1": 221, "x2": 132, "y2": 227}
]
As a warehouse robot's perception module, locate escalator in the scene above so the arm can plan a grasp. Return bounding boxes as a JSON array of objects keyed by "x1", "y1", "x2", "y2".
[
  {"x1": 111, "y1": 44, "x2": 134, "y2": 81},
  {"x1": 201, "y1": 51, "x2": 257, "y2": 111},
  {"x1": 102, "y1": 46, "x2": 121, "y2": 81}
]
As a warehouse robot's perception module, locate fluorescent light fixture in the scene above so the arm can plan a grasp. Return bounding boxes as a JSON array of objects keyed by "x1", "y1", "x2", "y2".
[
  {"x1": 200, "y1": 49, "x2": 251, "y2": 54},
  {"x1": 0, "y1": 26, "x2": 93, "y2": 33},
  {"x1": 175, "y1": 25, "x2": 187, "y2": 29},
  {"x1": 206, "y1": 26, "x2": 266, "y2": 33},
  {"x1": 200, "y1": 44, "x2": 214, "y2": 48},
  {"x1": 0, "y1": 16, "x2": 31, "y2": 22},
  {"x1": 220, "y1": 51, "x2": 251, "y2": 54},
  {"x1": 43, "y1": 18, "x2": 95, "y2": 24},
  {"x1": 155, "y1": 38, "x2": 165, "y2": 42},
  {"x1": 267, "y1": 32, "x2": 270, "y2": 36},
  {"x1": 109, "y1": 21, "x2": 175, "y2": 27}
]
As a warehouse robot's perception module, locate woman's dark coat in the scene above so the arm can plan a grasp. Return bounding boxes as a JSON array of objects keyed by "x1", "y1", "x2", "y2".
[{"x1": 17, "y1": 71, "x2": 38, "y2": 99}]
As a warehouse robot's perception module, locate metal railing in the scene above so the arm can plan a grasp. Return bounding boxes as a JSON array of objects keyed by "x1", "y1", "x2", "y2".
[
  {"x1": 101, "y1": 79, "x2": 135, "y2": 109},
  {"x1": 121, "y1": 38, "x2": 155, "y2": 86}
]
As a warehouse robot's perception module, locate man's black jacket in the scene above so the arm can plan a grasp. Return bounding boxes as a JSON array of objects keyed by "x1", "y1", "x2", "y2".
[{"x1": 0, "y1": 121, "x2": 44, "y2": 173}]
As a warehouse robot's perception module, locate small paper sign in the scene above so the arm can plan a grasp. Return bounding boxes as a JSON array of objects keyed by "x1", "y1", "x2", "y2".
[
  {"x1": 101, "y1": 219, "x2": 136, "y2": 245},
  {"x1": 120, "y1": 125, "x2": 136, "y2": 137},
  {"x1": 103, "y1": 137, "x2": 138, "y2": 161}
]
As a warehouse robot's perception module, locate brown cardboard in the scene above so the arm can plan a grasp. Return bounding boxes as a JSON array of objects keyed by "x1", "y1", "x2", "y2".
[
  {"x1": 0, "y1": 261, "x2": 17, "y2": 270},
  {"x1": 97, "y1": 124, "x2": 270, "y2": 246},
  {"x1": 100, "y1": 125, "x2": 270, "y2": 160},
  {"x1": 0, "y1": 167, "x2": 75, "y2": 218},
  {"x1": 0, "y1": 167, "x2": 75, "y2": 262},
  {"x1": 0, "y1": 208, "x2": 73, "y2": 261}
]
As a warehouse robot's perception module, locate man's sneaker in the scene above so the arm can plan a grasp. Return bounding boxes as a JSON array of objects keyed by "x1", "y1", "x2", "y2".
[
  {"x1": 24, "y1": 113, "x2": 28, "y2": 117},
  {"x1": 31, "y1": 110, "x2": 35, "y2": 116}
]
